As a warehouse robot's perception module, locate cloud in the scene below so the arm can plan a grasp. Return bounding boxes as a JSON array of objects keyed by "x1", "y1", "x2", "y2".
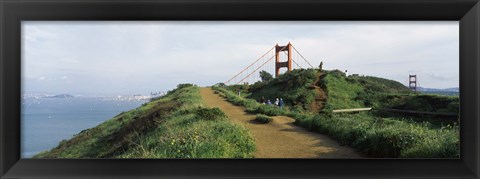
[{"x1": 22, "y1": 21, "x2": 459, "y2": 95}]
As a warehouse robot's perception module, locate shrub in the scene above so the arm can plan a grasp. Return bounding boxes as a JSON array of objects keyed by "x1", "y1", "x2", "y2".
[
  {"x1": 195, "y1": 107, "x2": 227, "y2": 120},
  {"x1": 255, "y1": 114, "x2": 273, "y2": 123},
  {"x1": 259, "y1": 70, "x2": 274, "y2": 83},
  {"x1": 294, "y1": 113, "x2": 459, "y2": 158},
  {"x1": 249, "y1": 69, "x2": 318, "y2": 110},
  {"x1": 250, "y1": 105, "x2": 290, "y2": 116},
  {"x1": 177, "y1": 83, "x2": 194, "y2": 89}
]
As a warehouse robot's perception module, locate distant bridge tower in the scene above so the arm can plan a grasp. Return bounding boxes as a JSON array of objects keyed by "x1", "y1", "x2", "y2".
[
  {"x1": 275, "y1": 43, "x2": 293, "y2": 77},
  {"x1": 409, "y1": 74, "x2": 417, "y2": 92},
  {"x1": 224, "y1": 42, "x2": 313, "y2": 85}
]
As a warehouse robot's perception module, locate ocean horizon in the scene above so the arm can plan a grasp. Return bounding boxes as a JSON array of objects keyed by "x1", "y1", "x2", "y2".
[{"x1": 21, "y1": 96, "x2": 147, "y2": 158}]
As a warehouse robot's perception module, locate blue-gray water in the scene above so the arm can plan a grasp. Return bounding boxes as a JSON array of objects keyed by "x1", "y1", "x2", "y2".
[{"x1": 21, "y1": 97, "x2": 146, "y2": 158}]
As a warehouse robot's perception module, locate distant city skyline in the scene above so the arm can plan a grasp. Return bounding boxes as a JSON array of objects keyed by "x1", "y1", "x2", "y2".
[{"x1": 22, "y1": 21, "x2": 459, "y2": 96}]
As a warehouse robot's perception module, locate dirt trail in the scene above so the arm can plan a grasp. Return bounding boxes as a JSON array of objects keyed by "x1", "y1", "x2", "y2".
[
  {"x1": 200, "y1": 87, "x2": 363, "y2": 158},
  {"x1": 308, "y1": 71, "x2": 327, "y2": 113}
]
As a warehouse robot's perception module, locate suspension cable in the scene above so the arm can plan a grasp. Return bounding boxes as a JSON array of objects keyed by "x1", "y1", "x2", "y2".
[
  {"x1": 283, "y1": 51, "x2": 302, "y2": 69},
  {"x1": 226, "y1": 44, "x2": 315, "y2": 85},
  {"x1": 291, "y1": 45, "x2": 314, "y2": 68},
  {"x1": 236, "y1": 45, "x2": 288, "y2": 84},
  {"x1": 237, "y1": 55, "x2": 276, "y2": 84},
  {"x1": 225, "y1": 46, "x2": 275, "y2": 84}
]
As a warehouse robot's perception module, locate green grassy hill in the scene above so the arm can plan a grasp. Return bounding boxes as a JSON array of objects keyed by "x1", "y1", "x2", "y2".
[
  {"x1": 35, "y1": 84, "x2": 255, "y2": 158},
  {"x1": 240, "y1": 69, "x2": 457, "y2": 115},
  {"x1": 248, "y1": 69, "x2": 318, "y2": 111},
  {"x1": 323, "y1": 70, "x2": 412, "y2": 109},
  {"x1": 213, "y1": 68, "x2": 459, "y2": 158}
]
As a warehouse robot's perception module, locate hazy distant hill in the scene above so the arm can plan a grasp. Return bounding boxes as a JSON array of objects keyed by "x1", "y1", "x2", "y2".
[
  {"x1": 417, "y1": 87, "x2": 459, "y2": 92},
  {"x1": 417, "y1": 87, "x2": 459, "y2": 96},
  {"x1": 44, "y1": 94, "x2": 74, "y2": 98}
]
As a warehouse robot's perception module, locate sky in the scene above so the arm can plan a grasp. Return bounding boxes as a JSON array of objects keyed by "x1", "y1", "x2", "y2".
[{"x1": 22, "y1": 21, "x2": 459, "y2": 96}]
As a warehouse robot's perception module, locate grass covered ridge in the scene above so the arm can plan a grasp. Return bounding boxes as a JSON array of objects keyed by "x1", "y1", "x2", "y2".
[
  {"x1": 35, "y1": 84, "x2": 255, "y2": 158},
  {"x1": 328, "y1": 71, "x2": 458, "y2": 114},
  {"x1": 248, "y1": 69, "x2": 318, "y2": 111},
  {"x1": 320, "y1": 70, "x2": 366, "y2": 110},
  {"x1": 213, "y1": 69, "x2": 459, "y2": 158}
]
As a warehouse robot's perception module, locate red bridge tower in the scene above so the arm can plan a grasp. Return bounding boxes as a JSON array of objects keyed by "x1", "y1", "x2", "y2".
[
  {"x1": 275, "y1": 43, "x2": 293, "y2": 77},
  {"x1": 409, "y1": 74, "x2": 417, "y2": 92}
]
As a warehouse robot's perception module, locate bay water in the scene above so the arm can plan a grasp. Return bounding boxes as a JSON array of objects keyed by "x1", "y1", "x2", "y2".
[{"x1": 21, "y1": 97, "x2": 146, "y2": 158}]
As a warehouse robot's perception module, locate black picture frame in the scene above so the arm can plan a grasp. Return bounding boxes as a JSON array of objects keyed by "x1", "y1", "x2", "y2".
[{"x1": 1, "y1": 0, "x2": 479, "y2": 178}]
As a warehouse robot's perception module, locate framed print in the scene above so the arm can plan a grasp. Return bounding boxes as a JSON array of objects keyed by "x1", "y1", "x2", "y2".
[
  {"x1": 1, "y1": 0, "x2": 479, "y2": 178},
  {"x1": 19, "y1": 21, "x2": 460, "y2": 160}
]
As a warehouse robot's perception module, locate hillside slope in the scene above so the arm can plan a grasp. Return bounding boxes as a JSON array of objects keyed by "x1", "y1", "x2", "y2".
[
  {"x1": 320, "y1": 70, "x2": 412, "y2": 110},
  {"x1": 214, "y1": 68, "x2": 459, "y2": 158},
  {"x1": 245, "y1": 69, "x2": 457, "y2": 115},
  {"x1": 246, "y1": 69, "x2": 416, "y2": 112},
  {"x1": 35, "y1": 84, "x2": 255, "y2": 158},
  {"x1": 248, "y1": 69, "x2": 320, "y2": 112}
]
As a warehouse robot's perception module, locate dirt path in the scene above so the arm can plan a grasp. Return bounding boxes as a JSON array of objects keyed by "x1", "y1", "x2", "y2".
[
  {"x1": 309, "y1": 71, "x2": 327, "y2": 113},
  {"x1": 200, "y1": 87, "x2": 363, "y2": 158}
]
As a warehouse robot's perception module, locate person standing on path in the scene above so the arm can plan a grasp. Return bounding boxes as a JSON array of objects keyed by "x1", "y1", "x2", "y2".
[
  {"x1": 274, "y1": 98, "x2": 279, "y2": 106},
  {"x1": 279, "y1": 98, "x2": 285, "y2": 109}
]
